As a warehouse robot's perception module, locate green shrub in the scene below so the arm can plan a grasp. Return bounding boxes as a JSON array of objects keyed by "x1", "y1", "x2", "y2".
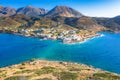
[
  {"x1": 41, "y1": 66, "x2": 55, "y2": 70},
  {"x1": 0, "y1": 69, "x2": 5, "y2": 73},
  {"x1": 5, "y1": 76, "x2": 30, "y2": 80},
  {"x1": 58, "y1": 72, "x2": 78, "y2": 80},
  {"x1": 14, "y1": 69, "x2": 33, "y2": 74},
  {"x1": 69, "y1": 67, "x2": 81, "y2": 71},
  {"x1": 35, "y1": 78, "x2": 52, "y2": 80},
  {"x1": 21, "y1": 63, "x2": 26, "y2": 65},
  {"x1": 0, "y1": 73, "x2": 6, "y2": 77},
  {"x1": 35, "y1": 66, "x2": 55, "y2": 75},
  {"x1": 30, "y1": 58, "x2": 36, "y2": 62},
  {"x1": 19, "y1": 66, "x2": 25, "y2": 69},
  {"x1": 93, "y1": 72, "x2": 120, "y2": 80}
]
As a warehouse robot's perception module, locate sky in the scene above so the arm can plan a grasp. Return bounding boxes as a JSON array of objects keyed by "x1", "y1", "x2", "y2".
[{"x1": 0, "y1": 0, "x2": 120, "y2": 17}]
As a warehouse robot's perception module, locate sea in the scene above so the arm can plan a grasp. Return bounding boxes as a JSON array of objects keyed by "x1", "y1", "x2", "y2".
[{"x1": 0, "y1": 32, "x2": 120, "y2": 74}]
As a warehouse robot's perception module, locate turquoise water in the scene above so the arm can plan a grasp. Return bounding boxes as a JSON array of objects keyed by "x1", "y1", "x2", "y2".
[{"x1": 0, "y1": 32, "x2": 120, "y2": 74}]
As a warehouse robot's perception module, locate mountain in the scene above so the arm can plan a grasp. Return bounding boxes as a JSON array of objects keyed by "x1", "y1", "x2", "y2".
[
  {"x1": 0, "y1": 5, "x2": 120, "y2": 32},
  {"x1": 45, "y1": 6, "x2": 83, "y2": 17},
  {"x1": 0, "y1": 6, "x2": 16, "y2": 17},
  {"x1": 93, "y1": 16, "x2": 120, "y2": 32},
  {"x1": 0, "y1": 14, "x2": 31, "y2": 28},
  {"x1": 64, "y1": 17, "x2": 105, "y2": 31},
  {"x1": 49, "y1": 16, "x2": 105, "y2": 31},
  {"x1": 16, "y1": 5, "x2": 47, "y2": 16}
]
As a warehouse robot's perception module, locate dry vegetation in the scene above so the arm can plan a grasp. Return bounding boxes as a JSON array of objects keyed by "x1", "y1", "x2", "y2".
[{"x1": 0, "y1": 60, "x2": 120, "y2": 80}]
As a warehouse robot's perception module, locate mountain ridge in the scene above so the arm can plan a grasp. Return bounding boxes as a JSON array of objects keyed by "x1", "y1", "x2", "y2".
[
  {"x1": 0, "y1": 5, "x2": 120, "y2": 32},
  {"x1": 16, "y1": 5, "x2": 47, "y2": 16},
  {"x1": 0, "y1": 5, "x2": 84, "y2": 17},
  {"x1": 0, "y1": 6, "x2": 16, "y2": 17}
]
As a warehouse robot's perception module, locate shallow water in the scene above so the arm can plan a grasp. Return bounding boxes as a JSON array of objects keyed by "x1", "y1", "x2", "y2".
[{"x1": 0, "y1": 32, "x2": 120, "y2": 74}]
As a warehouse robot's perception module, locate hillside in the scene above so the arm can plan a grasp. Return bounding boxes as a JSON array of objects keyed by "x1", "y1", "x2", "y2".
[
  {"x1": 0, "y1": 14, "x2": 105, "y2": 31},
  {"x1": 93, "y1": 16, "x2": 120, "y2": 32},
  {"x1": 0, "y1": 60, "x2": 120, "y2": 80}
]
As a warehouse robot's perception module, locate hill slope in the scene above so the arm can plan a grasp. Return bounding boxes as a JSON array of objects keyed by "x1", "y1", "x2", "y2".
[
  {"x1": 93, "y1": 16, "x2": 120, "y2": 32},
  {"x1": 0, "y1": 60, "x2": 120, "y2": 80}
]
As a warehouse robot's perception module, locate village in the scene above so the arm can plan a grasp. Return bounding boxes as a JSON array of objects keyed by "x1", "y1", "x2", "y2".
[
  {"x1": 0, "y1": 26, "x2": 100, "y2": 44},
  {"x1": 18, "y1": 27, "x2": 99, "y2": 44}
]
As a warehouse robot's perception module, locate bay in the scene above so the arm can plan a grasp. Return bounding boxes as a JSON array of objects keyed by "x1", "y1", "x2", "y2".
[{"x1": 0, "y1": 32, "x2": 120, "y2": 74}]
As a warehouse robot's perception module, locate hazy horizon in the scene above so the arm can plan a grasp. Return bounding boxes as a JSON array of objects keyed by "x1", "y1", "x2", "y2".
[{"x1": 0, "y1": 0, "x2": 120, "y2": 17}]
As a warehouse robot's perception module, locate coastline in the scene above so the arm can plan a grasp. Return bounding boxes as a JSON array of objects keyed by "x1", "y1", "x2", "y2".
[
  {"x1": 0, "y1": 27, "x2": 103, "y2": 44},
  {"x1": 0, "y1": 59, "x2": 120, "y2": 80},
  {"x1": 0, "y1": 31, "x2": 101, "y2": 44},
  {"x1": 63, "y1": 33, "x2": 104, "y2": 45}
]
